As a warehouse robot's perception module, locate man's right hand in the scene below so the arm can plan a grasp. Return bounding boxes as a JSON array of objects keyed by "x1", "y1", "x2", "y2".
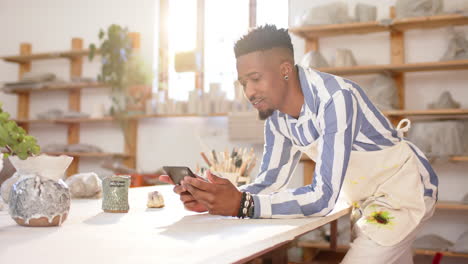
[{"x1": 159, "y1": 175, "x2": 208, "y2": 213}]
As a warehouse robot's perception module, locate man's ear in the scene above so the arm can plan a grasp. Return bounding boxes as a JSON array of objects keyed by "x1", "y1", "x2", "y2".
[{"x1": 279, "y1": 60, "x2": 294, "y2": 78}]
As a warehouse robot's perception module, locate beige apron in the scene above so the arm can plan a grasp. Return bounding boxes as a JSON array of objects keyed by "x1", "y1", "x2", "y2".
[{"x1": 296, "y1": 119, "x2": 426, "y2": 246}]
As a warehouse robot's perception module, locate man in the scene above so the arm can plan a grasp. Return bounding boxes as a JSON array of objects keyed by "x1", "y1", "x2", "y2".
[{"x1": 160, "y1": 25, "x2": 438, "y2": 263}]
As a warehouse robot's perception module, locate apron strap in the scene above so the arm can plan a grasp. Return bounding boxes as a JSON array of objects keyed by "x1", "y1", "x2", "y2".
[{"x1": 396, "y1": 118, "x2": 411, "y2": 138}]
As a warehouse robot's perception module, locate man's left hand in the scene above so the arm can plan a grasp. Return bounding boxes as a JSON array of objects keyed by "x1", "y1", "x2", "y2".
[{"x1": 182, "y1": 170, "x2": 242, "y2": 217}]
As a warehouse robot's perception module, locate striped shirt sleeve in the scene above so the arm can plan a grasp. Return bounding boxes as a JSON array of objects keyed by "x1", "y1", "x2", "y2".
[
  {"x1": 239, "y1": 117, "x2": 302, "y2": 196},
  {"x1": 245, "y1": 90, "x2": 358, "y2": 218}
]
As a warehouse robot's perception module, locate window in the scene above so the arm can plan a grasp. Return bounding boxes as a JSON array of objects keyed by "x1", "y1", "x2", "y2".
[
  {"x1": 256, "y1": 0, "x2": 289, "y2": 29},
  {"x1": 159, "y1": 0, "x2": 288, "y2": 101},
  {"x1": 167, "y1": 0, "x2": 197, "y2": 101},
  {"x1": 204, "y1": 0, "x2": 249, "y2": 99}
]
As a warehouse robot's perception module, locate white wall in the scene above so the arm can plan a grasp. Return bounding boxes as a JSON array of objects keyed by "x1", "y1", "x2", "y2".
[
  {"x1": 0, "y1": 0, "x2": 272, "y2": 181},
  {"x1": 0, "y1": 0, "x2": 157, "y2": 173},
  {"x1": 290, "y1": 1, "x2": 468, "y2": 263}
]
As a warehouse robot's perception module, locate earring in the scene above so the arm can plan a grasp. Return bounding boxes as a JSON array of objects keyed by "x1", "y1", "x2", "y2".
[{"x1": 284, "y1": 75, "x2": 289, "y2": 80}]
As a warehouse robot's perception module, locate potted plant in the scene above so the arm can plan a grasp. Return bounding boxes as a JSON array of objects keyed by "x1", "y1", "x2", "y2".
[
  {"x1": 89, "y1": 25, "x2": 152, "y2": 150},
  {"x1": 0, "y1": 103, "x2": 73, "y2": 227}
]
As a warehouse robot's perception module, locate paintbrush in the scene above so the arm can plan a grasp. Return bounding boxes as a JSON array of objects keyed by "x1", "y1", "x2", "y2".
[
  {"x1": 200, "y1": 152, "x2": 212, "y2": 167},
  {"x1": 245, "y1": 158, "x2": 257, "y2": 176}
]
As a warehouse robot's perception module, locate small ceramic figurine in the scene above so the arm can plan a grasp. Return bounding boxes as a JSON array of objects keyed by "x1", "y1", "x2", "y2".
[
  {"x1": 102, "y1": 175, "x2": 130, "y2": 213},
  {"x1": 428, "y1": 91, "x2": 461, "y2": 109},
  {"x1": 147, "y1": 191, "x2": 165, "y2": 208}
]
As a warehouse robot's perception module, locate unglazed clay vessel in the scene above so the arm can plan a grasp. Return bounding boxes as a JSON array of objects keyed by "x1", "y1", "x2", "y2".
[
  {"x1": 65, "y1": 172, "x2": 102, "y2": 199},
  {"x1": 8, "y1": 154, "x2": 73, "y2": 227}
]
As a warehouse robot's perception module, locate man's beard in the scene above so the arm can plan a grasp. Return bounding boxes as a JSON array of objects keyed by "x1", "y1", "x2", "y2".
[{"x1": 258, "y1": 109, "x2": 274, "y2": 120}]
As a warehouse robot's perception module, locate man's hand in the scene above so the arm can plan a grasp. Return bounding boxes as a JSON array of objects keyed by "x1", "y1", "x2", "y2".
[
  {"x1": 182, "y1": 171, "x2": 242, "y2": 216},
  {"x1": 158, "y1": 174, "x2": 208, "y2": 213}
]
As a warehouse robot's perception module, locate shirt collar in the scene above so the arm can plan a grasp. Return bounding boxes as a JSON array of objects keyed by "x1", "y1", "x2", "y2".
[
  {"x1": 279, "y1": 65, "x2": 314, "y2": 124},
  {"x1": 293, "y1": 65, "x2": 314, "y2": 125}
]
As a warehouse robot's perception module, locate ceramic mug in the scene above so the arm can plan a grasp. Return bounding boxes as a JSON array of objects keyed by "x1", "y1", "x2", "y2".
[{"x1": 102, "y1": 175, "x2": 130, "y2": 213}]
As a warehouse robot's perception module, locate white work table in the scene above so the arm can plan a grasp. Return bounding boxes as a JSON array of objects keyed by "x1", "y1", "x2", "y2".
[{"x1": 0, "y1": 185, "x2": 351, "y2": 264}]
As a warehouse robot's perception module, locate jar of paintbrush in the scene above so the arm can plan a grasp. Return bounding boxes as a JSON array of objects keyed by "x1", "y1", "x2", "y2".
[{"x1": 199, "y1": 147, "x2": 256, "y2": 186}]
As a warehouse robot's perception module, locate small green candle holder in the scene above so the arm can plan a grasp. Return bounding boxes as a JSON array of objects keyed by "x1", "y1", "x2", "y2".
[{"x1": 102, "y1": 175, "x2": 130, "y2": 213}]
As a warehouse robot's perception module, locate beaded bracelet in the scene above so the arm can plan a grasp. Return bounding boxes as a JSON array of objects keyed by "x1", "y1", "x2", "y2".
[
  {"x1": 237, "y1": 192, "x2": 254, "y2": 219},
  {"x1": 237, "y1": 192, "x2": 247, "y2": 218},
  {"x1": 247, "y1": 196, "x2": 255, "y2": 218}
]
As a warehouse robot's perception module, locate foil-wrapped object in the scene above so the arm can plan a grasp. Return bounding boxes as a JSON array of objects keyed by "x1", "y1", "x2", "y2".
[{"x1": 7, "y1": 154, "x2": 73, "y2": 227}]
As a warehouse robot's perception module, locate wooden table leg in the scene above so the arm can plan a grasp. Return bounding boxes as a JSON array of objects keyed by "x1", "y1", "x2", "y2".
[
  {"x1": 271, "y1": 243, "x2": 288, "y2": 264},
  {"x1": 252, "y1": 243, "x2": 289, "y2": 264},
  {"x1": 303, "y1": 247, "x2": 320, "y2": 262},
  {"x1": 330, "y1": 220, "x2": 338, "y2": 251}
]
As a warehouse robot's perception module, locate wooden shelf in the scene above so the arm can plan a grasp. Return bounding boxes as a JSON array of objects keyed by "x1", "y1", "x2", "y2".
[
  {"x1": 289, "y1": 14, "x2": 468, "y2": 38},
  {"x1": 39, "y1": 111, "x2": 468, "y2": 121},
  {"x1": 316, "y1": 60, "x2": 468, "y2": 76},
  {"x1": 301, "y1": 154, "x2": 468, "y2": 163},
  {"x1": 383, "y1": 108, "x2": 468, "y2": 117},
  {"x1": 4, "y1": 36, "x2": 139, "y2": 176},
  {"x1": 390, "y1": 59, "x2": 468, "y2": 72},
  {"x1": 14, "y1": 117, "x2": 114, "y2": 124},
  {"x1": 414, "y1": 249, "x2": 468, "y2": 258},
  {"x1": 2, "y1": 82, "x2": 107, "y2": 94},
  {"x1": 14, "y1": 113, "x2": 230, "y2": 124},
  {"x1": 392, "y1": 13, "x2": 468, "y2": 31},
  {"x1": 44, "y1": 151, "x2": 131, "y2": 159},
  {"x1": 298, "y1": 241, "x2": 468, "y2": 258},
  {"x1": 137, "y1": 113, "x2": 228, "y2": 119},
  {"x1": 289, "y1": 21, "x2": 388, "y2": 38},
  {"x1": 451, "y1": 156, "x2": 468, "y2": 162},
  {"x1": 1, "y1": 50, "x2": 90, "y2": 63},
  {"x1": 436, "y1": 201, "x2": 468, "y2": 211}
]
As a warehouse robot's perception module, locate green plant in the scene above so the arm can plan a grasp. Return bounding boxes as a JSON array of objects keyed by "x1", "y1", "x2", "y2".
[
  {"x1": 88, "y1": 24, "x2": 151, "y2": 115},
  {"x1": 88, "y1": 24, "x2": 151, "y2": 149},
  {"x1": 0, "y1": 103, "x2": 40, "y2": 160}
]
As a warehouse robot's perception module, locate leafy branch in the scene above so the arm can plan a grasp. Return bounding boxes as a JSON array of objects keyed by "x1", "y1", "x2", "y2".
[{"x1": 0, "y1": 104, "x2": 40, "y2": 160}]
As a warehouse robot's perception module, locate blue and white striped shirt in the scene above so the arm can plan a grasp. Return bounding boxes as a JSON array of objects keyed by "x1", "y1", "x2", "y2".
[{"x1": 241, "y1": 65, "x2": 438, "y2": 219}]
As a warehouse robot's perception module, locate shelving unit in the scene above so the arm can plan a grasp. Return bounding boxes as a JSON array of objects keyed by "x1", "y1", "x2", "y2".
[
  {"x1": 1, "y1": 82, "x2": 108, "y2": 93},
  {"x1": 44, "y1": 151, "x2": 132, "y2": 159},
  {"x1": 0, "y1": 49, "x2": 91, "y2": 63},
  {"x1": 384, "y1": 108, "x2": 468, "y2": 118},
  {"x1": 314, "y1": 59, "x2": 468, "y2": 75},
  {"x1": 301, "y1": 154, "x2": 468, "y2": 163},
  {"x1": 12, "y1": 113, "x2": 229, "y2": 125},
  {"x1": 14, "y1": 109, "x2": 467, "y2": 125},
  {"x1": 1, "y1": 35, "x2": 140, "y2": 176},
  {"x1": 289, "y1": 13, "x2": 468, "y2": 38},
  {"x1": 436, "y1": 201, "x2": 468, "y2": 211},
  {"x1": 290, "y1": 8, "x2": 468, "y2": 262}
]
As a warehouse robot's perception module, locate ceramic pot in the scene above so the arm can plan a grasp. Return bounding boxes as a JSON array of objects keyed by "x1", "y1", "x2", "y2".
[{"x1": 8, "y1": 154, "x2": 73, "y2": 227}]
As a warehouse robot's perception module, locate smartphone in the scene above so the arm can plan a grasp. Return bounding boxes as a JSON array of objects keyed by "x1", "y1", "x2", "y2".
[{"x1": 162, "y1": 166, "x2": 196, "y2": 185}]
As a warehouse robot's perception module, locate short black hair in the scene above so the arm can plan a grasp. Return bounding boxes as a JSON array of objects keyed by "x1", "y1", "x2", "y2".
[{"x1": 234, "y1": 24, "x2": 294, "y2": 59}]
